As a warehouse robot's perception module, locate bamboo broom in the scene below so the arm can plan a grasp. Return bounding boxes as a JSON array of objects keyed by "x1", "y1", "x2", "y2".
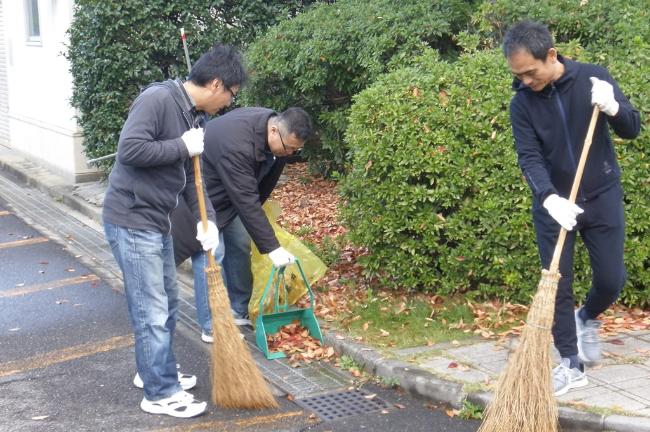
[
  {"x1": 183, "y1": 28, "x2": 278, "y2": 409},
  {"x1": 193, "y1": 157, "x2": 278, "y2": 408},
  {"x1": 478, "y1": 106, "x2": 600, "y2": 432}
]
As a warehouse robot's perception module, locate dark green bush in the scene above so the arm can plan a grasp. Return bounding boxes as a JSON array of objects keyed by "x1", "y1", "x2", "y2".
[
  {"x1": 340, "y1": 45, "x2": 649, "y2": 306},
  {"x1": 468, "y1": 0, "x2": 650, "y2": 52},
  {"x1": 66, "y1": 1, "x2": 317, "y2": 167},
  {"x1": 242, "y1": 0, "x2": 476, "y2": 175}
]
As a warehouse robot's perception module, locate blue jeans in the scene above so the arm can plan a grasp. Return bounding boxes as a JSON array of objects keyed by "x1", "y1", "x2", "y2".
[
  {"x1": 190, "y1": 216, "x2": 251, "y2": 328},
  {"x1": 221, "y1": 216, "x2": 253, "y2": 317},
  {"x1": 190, "y1": 236, "x2": 224, "y2": 335},
  {"x1": 104, "y1": 222, "x2": 181, "y2": 401}
]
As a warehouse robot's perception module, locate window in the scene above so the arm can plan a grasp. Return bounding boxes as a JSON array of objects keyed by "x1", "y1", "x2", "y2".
[{"x1": 26, "y1": 0, "x2": 41, "y2": 43}]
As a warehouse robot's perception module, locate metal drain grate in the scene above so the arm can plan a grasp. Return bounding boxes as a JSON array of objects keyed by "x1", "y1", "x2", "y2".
[{"x1": 294, "y1": 389, "x2": 390, "y2": 421}]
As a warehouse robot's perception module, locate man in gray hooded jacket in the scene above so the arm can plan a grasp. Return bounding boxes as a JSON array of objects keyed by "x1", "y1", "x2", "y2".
[{"x1": 102, "y1": 43, "x2": 246, "y2": 418}]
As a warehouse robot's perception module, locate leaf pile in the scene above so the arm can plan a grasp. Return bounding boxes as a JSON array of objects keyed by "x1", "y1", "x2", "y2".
[
  {"x1": 272, "y1": 163, "x2": 346, "y2": 246},
  {"x1": 272, "y1": 163, "x2": 650, "y2": 344},
  {"x1": 266, "y1": 320, "x2": 336, "y2": 366}
]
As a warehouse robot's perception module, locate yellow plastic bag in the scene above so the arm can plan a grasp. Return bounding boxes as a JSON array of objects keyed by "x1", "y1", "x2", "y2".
[{"x1": 248, "y1": 200, "x2": 327, "y2": 324}]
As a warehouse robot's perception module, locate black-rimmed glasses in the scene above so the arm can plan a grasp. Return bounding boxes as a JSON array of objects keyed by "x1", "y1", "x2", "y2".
[
  {"x1": 278, "y1": 129, "x2": 303, "y2": 155},
  {"x1": 226, "y1": 87, "x2": 236, "y2": 103}
]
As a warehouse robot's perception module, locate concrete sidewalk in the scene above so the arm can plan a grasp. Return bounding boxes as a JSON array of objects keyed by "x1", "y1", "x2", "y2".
[{"x1": 2, "y1": 146, "x2": 649, "y2": 432}]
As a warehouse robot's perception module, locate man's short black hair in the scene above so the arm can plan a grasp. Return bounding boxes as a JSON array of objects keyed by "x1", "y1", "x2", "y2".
[
  {"x1": 189, "y1": 43, "x2": 247, "y2": 89},
  {"x1": 503, "y1": 21, "x2": 554, "y2": 61},
  {"x1": 277, "y1": 107, "x2": 313, "y2": 141}
]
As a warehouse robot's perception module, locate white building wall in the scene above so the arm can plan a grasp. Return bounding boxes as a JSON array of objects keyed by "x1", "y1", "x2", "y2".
[
  {"x1": 4, "y1": 0, "x2": 97, "y2": 183},
  {"x1": 0, "y1": 1, "x2": 10, "y2": 147}
]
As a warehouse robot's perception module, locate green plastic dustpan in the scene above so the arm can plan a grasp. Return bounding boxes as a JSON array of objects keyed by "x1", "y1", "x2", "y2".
[{"x1": 255, "y1": 259, "x2": 323, "y2": 360}]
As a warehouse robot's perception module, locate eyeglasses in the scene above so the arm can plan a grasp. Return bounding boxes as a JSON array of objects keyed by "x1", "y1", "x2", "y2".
[
  {"x1": 277, "y1": 129, "x2": 303, "y2": 155},
  {"x1": 226, "y1": 87, "x2": 236, "y2": 102}
]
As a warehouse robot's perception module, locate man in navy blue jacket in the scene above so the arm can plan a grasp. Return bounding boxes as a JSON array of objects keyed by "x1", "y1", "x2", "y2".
[{"x1": 503, "y1": 21, "x2": 640, "y2": 397}]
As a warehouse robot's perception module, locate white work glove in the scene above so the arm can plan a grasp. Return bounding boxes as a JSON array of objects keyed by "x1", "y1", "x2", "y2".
[
  {"x1": 196, "y1": 220, "x2": 219, "y2": 252},
  {"x1": 182, "y1": 128, "x2": 204, "y2": 157},
  {"x1": 543, "y1": 194, "x2": 584, "y2": 231},
  {"x1": 590, "y1": 77, "x2": 619, "y2": 117},
  {"x1": 268, "y1": 247, "x2": 295, "y2": 268}
]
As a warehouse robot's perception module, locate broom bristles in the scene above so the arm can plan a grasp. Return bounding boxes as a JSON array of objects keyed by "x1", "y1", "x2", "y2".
[
  {"x1": 206, "y1": 265, "x2": 279, "y2": 409},
  {"x1": 478, "y1": 269, "x2": 561, "y2": 432}
]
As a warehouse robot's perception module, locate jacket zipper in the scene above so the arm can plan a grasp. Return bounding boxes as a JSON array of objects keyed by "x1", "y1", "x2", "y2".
[
  {"x1": 553, "y1": 85, "x2": 577, "y2": 170},
  {"x1": 166, "y1": 85, "x2": 194, "y2": 235},
  {"x1": 553, "y1": 84, "x2": 587, "y2": 202}
]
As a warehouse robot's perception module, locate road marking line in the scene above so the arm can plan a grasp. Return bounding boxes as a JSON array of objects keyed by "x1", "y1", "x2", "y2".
[
  {"x1": 0, "y1": 335, "x2": 134, "y2": 378},
  {"x1": 0, "y1": 274, "x2": 100, "y2": 298},
  {"x1": 0, "y1": 236, "x2": 49, "y2": 249},
  {"x1": 0, "y1": 211, "x2": 10, "y2": 216},
  {"x1": 146, "y1": 411, "x2": 306, "y2": 432},
  {"x1": 234, "y1": 411, "x2": 306, "y2": 427}
]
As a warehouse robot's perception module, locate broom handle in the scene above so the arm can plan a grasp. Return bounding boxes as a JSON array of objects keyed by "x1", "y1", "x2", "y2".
[
  {"x1": 548, "y1": 106, "x2": 600, "y2": 272},
  {"x1": 194, "y1": 156, "x2": 218, "y2": 268},
  {"x1": 180, "y1": 28, "x2": 192, "y2": 74},
  {"x1": 182, "y1": 27, "x2": 218, "y2": 269}
]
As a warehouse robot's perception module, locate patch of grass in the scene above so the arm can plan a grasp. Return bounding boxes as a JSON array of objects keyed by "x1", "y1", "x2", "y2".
[
  {"x1": 338, "y1": 355, "x2": 360, "y2": 370},
  {"x1": 375, "y1": 375, "x2": 400, "y2": 388},
  {"x1": 293, "y1": 225, "x2": 315, "y2": 237},
  {"x1": 337, "y1": 355, "x2": 366, "y2": 379},
  {"x1": 340, "y1": 294, "x2": 476, "y2": 348},
  {"x1": 459, "y1": 400, "x2": 484, "y2": 420},
  {"x1": 304, "y1": 235, "x2": 344, "y2": 267}
]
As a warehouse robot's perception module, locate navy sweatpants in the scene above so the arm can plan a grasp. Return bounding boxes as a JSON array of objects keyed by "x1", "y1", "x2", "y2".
[{"x1": 532, "y1": 183, "x2": 626, "y2": 358}]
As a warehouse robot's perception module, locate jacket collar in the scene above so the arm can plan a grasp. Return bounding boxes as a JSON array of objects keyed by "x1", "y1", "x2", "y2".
[
  {"x1": 151, "y1": 79, "x2": 206, "y2": 128},
  {"x1": 253, "y1": 110, "x2": 277, "y2": 162}
]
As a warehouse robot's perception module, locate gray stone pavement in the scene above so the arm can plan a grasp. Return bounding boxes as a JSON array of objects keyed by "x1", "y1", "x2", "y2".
[{"x1": 2, "y1": 146, "x2": 650, "y2": 432}]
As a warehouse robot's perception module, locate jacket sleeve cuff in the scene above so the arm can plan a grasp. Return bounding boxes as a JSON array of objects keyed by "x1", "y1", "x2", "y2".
[
  {"x1": 259, "y1": 240, "x2": 281, "y2": 255},
  {"x1": 538, "y1": 187, "x2": 558, "y2": 204},
  {"x1": 177, "y1": 138, "x2": 189, "y2": 160}
]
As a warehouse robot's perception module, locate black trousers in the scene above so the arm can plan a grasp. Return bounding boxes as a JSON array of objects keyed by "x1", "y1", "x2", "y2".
[{"x1": 532, "y1": 183, "x2": 626, "y2": 358}]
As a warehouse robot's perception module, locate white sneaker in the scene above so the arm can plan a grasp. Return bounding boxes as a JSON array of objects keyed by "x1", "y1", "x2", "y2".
[
  {"x1": 201, "y1": 332, "x2": 214, "y2": 343},
  {"x1": 133, "y1": 370, "x2": 197, "y2": 391},
  {"x1": 553, "y1": 358, "x2": 588, "y2": 396},
  {"x1": 575, "y1": 307, "x2": 602, "y2": 364},
  {"x1": 140, "y1": 390, "x2": 206, "y2": 418}
]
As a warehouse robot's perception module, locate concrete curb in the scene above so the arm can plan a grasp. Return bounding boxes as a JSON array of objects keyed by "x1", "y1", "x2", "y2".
[
  {"x1": 0, "y1": 155, "x2": 104, "y2": 224},
  {"x1": 325, "y1": 331, "x2": 650, "y2": 432}
]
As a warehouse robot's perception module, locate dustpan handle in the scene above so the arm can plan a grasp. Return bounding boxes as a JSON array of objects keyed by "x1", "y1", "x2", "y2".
[
  {"x1": 259, "y1": 265, "x2": 278, "y2": 316},
  {"x1": 275, "y1": 267, "x2": 289, "y2": 312},
  {"x1": 549, "y1": 106, "x2": 600, "y2": 273},
  {"x1": 293, "y1": 259, "x2": 317, "y2": 311}
]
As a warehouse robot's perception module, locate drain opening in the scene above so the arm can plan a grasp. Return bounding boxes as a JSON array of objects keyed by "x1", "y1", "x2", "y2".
[{"x1": 294, "y1": 389, "x2": 390, "y2": 421}]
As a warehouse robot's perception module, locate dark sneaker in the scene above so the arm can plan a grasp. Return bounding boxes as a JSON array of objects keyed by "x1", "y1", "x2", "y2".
[
  {"x1": 575, "y1": 307, "x2": 602, "y2": 364},
  {"x1": 553, "y1": 358, "x2": 588, "y2": 396},
  {"x1": 140, "y1": 390, "x2": 206, "y2": 418},
  {"x1": 231, "y1": 309, "x2": 252, "y2": 326}
]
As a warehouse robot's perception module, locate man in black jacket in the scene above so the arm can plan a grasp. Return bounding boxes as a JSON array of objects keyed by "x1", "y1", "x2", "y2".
[
  {"x1": 503, "y1": 21, "x2": 640, "y2": 397},
  {"x1": 103, "y1": 44, "x2": 246, "y2": 417},
  {"x1": 172, "y1": 107, "x2": 313, "y2": 336}
]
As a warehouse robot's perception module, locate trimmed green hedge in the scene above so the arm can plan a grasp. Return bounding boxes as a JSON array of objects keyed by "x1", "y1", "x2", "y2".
[
  {"x1": 66, "y1": 1, "x2": 317, "y2": 168},
  {"x1": 242, "y1": 0, "x2": 476, "y2": 175},
  {"x1": 340, "y1": 46, "x2": 649, "y2": 305},
  {"x1": 469, "y1": 0, "x2": 650, "y2": 52}
]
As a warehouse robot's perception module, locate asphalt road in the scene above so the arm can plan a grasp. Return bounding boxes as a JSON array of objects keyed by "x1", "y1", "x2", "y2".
[{"x1": 0, "y1": 184, "x2": 480, "y2": 432}]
